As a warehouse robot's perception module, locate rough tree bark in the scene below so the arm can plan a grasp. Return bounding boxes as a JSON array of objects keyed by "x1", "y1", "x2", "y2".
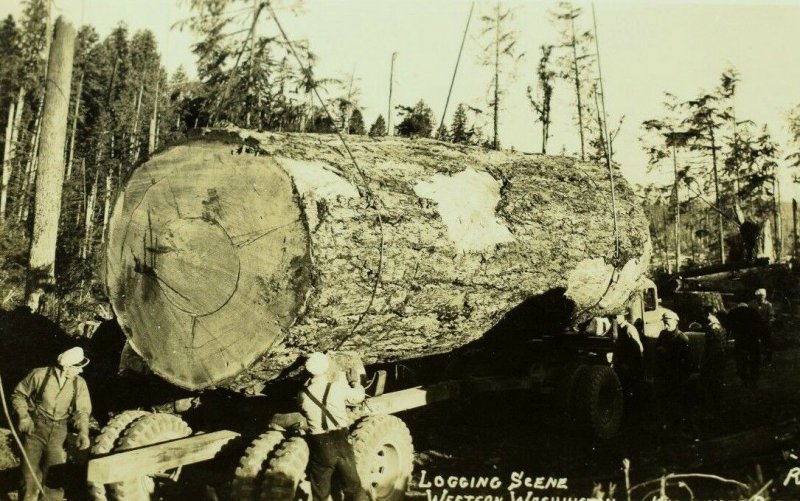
[
  {"x1": 105, "y1": 128, "x2": 652, "y2": 390},
  {"x1": 81, "y1": 171, "x2": 97, "y2": 259},
  {"x1": 66, "y1": 71, "x2": 84, "y2": 179},
  {"x1": 26, "y1": 17, "x2": 76, "y2": 314},
  {"x1": 148, "y1": 79, "x2": 159, "y2": 156},
  {"x1": 0, "y1": 102, "x2": 14, "y2": 222}
]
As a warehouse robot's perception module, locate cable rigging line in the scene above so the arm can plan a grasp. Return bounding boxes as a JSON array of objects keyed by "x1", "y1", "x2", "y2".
[
  {"x1": 592, "y1": 3, "x2": 620, "y2": 262},
  {"x1": 438, "y1": 2, "x2": 475, "y2": 138},
  {"x1": 264, "y1": 1, "x2": 385, "y2": 348}
]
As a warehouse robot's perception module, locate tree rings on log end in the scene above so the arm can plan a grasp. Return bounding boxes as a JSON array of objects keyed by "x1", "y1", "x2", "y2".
[{"x1": 105, "y1": 142, "x2": 312, "y2": 390}]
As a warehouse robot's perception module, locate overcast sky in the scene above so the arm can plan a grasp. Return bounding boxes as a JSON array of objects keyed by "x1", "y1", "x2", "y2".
[{"x1": 3, "y1": 0, "x2": 800, "y2": 198}]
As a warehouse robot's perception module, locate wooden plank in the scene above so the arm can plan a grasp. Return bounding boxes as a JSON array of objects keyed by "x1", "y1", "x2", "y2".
[
  {"x1": 362, "y1": 377, "x2": 535, "y2": 416},
  {"x1": 87, "y1": 430, "x2": 240, "y2": 484}
]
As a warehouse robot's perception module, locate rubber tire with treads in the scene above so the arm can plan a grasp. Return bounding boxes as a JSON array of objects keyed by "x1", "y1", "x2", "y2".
[
  {"x1": 350, "y1": 415, "x2": 414, "y2": 501},
  {"x1": 259, "y1": 437, "x2": 310, "y2": 501},
  {"x1": 555, "y1": 363, "x2": 588, "y2": 419},
  {"x1": 108, "y1": 413, "x2": 192, "y2": 501},
  {"x1": 87, "y1": 410, "x2": 151, "y2": 501},
  {"x1": 573, "y1": 364, "x2": 623, "y2": 439},
  {"x1": 230, "y1": 430, "x2": 285, "y2": 501}
]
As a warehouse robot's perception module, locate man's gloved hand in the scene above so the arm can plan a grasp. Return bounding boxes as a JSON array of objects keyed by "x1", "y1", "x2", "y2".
[
  {"x1": 18, "y1": 414, "x2": 34, "y2": 434},
  {"x1": 77, "y1": 432, "x2": 91, "y2": 450}
]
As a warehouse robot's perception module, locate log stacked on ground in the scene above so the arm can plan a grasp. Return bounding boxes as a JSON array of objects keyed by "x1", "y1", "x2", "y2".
[{"x1": 105, "y1": 128, "x2": 651, "y2": 391}]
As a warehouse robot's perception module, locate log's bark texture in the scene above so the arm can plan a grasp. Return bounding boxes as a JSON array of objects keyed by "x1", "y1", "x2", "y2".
[
  {"x1": 106, "y1": 128, "x2": 651, "y2": 390},
  {"x1": 26, "y1": 17, "x2": 76, "y2": 313}
]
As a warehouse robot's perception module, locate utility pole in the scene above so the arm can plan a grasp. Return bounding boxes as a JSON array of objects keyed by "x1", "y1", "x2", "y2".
[{"x1": 387, "y1": 52, "x2": 397, "y2": 136}]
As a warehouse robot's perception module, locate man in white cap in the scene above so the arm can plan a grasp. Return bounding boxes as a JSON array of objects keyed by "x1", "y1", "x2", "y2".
[
  {"x1": 11, "y1": 347, "x2": 92, "y2": 501},
  {"x1": 749, "y1": 288, "x2": 775, "y2": 364},
  {"x1": 654, "y1": 310, "x2": 693, "y2": 435},
  {"x1": 297, "y1": 352, "x2": 367, "y2": 501}
]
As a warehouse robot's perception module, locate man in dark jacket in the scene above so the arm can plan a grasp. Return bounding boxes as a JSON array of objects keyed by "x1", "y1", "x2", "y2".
[
  {"x1": 12, "y1": 347, "x2": 92, "y2": 501},
  {"x1": 613, "y1": 313, "x2": 644, "y2": 390},
  {"x1": 654, "y1": 310, "x2": 693, "y2": 433},
  {"x1": 749, "y1": 288, "x2": 775, "y2": 364},
  {"x1": 726, "y1": 302, "x2": 763, "y2": 388},
  {"x1": 700, "y1": 306, "x2": 727, "y2": 410}
]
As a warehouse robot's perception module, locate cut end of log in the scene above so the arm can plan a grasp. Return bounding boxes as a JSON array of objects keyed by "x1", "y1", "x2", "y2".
[{"x1": 106, "y1": 141, "x2": 313, "y2": 390}]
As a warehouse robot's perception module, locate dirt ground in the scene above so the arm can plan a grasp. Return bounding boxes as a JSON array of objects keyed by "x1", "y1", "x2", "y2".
[{"x1": 2, "y1": 328, "x2": 800, "y2": 500}]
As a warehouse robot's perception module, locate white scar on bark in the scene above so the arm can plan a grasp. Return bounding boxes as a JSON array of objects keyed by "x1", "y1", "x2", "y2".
[{"x1": 414, "y1": 168, "x2": 514, "y2": 253}]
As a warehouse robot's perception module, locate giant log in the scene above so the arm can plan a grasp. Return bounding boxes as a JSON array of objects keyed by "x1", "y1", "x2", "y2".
[{"x1": 105, "y1": 129, "x2": 652, "y2": 391}]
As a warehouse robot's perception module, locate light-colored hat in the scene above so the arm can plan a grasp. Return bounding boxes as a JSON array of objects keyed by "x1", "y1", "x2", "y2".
[
  {"x1": 755, "y1": 288, "x2": 767, "y2": 297},
  {"x1": 305, "y1": 352, "x2": 330, "y2": 376},
  {"x1": 57, "y1": 347, "x2": 89, "y2": 368},
  {"x1": 661, "y1": 310, "x2": 679, "y2": 321}
]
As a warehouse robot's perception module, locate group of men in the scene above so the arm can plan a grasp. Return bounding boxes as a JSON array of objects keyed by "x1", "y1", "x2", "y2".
[
  {"x1": 9, "y1": 347, "x2": 365, "y2": 501},
  {"x1": 607, "y1": 288, "x2": 776, "y2": 434}
]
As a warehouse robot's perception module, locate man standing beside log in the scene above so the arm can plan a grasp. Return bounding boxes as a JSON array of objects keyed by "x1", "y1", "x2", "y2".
[
  {"x1": 612, "y1": 312, "x2": 644, "y2": 403},
  {"x1": 11, "y1": 347, "x2": 92, "y2": 501},
  {"x1": 297, "y1": 352, "x2": 368, "y2": 501},
  {"x1": 700, "y1": 306, "x2": 727, "y2": 411},
  {"x1": 726, "y1": 302, "x2": 763, "y2": 389},
  {"x1": 654, "y1": 311, "x2": 692, "y2": 435},
  {"x1": 749, "y1": 288, "x2": 775, "y2": 365}
]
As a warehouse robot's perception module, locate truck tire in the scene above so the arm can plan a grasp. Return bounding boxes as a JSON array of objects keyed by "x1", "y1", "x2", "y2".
[
  {"x1": 108, "y1": 413, "x2": 192, "y2": 501},
  {"x1": 259, "y1": 437, "x2": 310, "y2": 501},
  {"x1": 230, "y1": 430, "x2": 286, "y2": 501},
  {"x1": 555, "y1": 363, "x2": 588, "y2": 419},
  {"x1": 573, "y1": 365, "x2": 623, "y2": 439},
  {"x1": 351, "y1": 415, "x2": 414, "y2": 501},
  {"x1": 88, "y1": 410, "x2": 151, "y2": 501}
]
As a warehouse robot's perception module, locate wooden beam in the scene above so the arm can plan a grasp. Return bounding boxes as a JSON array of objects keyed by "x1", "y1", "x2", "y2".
[
  {"x1": 361, "y1": 376, "x2": 535, "y2": 416},
  {"x1": 87, "y1": 430, "x2": 240, "y2": 484}
]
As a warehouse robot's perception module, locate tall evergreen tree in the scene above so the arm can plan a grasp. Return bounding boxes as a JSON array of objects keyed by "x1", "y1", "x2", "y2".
[
  {"x1": 550, "y1": 2, "x2": 595, "y2": 160},
  {"x1": 479, "y1": 2, "x2": 523, "y2": 150},
  {"x1": 527, "y1": 44, "x2": 555, "y2": 154},
  {"x1": 368, "y1": 114, "x2": 386, "y2": 137},
  {"x1": 348, "y1": 108, "x2": 365, "y2": 135},
  {"x1": 395, "y1": 100, "x2": 435, "y2": 138}
]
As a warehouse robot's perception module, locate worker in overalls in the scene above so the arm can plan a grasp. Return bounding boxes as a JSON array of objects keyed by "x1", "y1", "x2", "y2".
[
  {"x1": 11, "y1": 347, "x2": 92, "y2": 501},
  {"x1": 297, "y1": 352, "x2": 368, "y2": 501}
]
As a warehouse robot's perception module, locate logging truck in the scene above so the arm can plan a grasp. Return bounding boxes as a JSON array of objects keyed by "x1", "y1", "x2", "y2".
[{"x1": 85, "y1": 129, "x2": 662, "y2": 500}]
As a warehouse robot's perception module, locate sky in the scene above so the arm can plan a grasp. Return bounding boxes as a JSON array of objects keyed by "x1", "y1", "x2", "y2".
[{"x1": 2, "y1": 0, "x2": 800, "y2": 198}]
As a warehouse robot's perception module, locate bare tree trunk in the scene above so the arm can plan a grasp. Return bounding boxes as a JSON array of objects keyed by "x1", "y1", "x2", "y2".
[
  {"x1": 570, "y1": 16, "x2": 585, "y2": 161},
  {"x1": 672, "y1": 144, "x2": 681, "y2": 271},
  {"x1": 773, "y1": 173, "x2": 782, "y2": 261},
  {"x1": 100, "y1": 170, "x2": 112, "y2": 244},
  {"x1": 81, "y1": 171, "x2": 98, "y2": 259},
  {"x1": 387, "y1": 52, "x2": 397, "y2": 136},
  {"x1": 148, "y1": 78, "x2": 159, "y2": 156},
  {"x1": 26, "y1": 17, "x2": 76, "y2": 314},
  {"x1": 710, "y1": 128, "x2": 724, "y2": 264},
  {"x1": 75, "y1": 157, "x2": 85, "y2": 225},
  {"x1": 493, "y1": 3, "x2": 500, "y2": 150},
  {"x1": 793, "y1": 199, "x2": 798, "y2": 262},
  {"x1": 66, "y1": 71, "x2": 84, "y2": 179},
  {"x1": 1, "y1": 102, "x2": 14, "y2": 222},
  {"x1": 132, "y1": 83, "x2": 144, "y2": 161},
  {"x1": 17, "y1": 114, "x2": 42, "y2": 223}
]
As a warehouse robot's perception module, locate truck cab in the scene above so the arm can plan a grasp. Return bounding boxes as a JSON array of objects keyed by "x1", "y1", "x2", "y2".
[{"x1": 627, "y1": 277, "x2": 678, "y2": 339}]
